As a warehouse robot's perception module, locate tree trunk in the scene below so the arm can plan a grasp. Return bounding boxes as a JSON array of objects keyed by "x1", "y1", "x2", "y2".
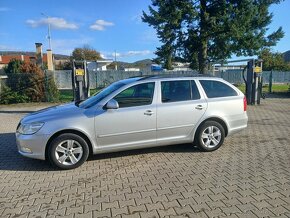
[
  {"x1": 198, "y1": 39, "x2": 207, "y2": 74},
  {"x1": 198, "y1": 0, "x2": 208, "y2": 74},
  {"x1": 164, "y1": 52, "x2": 173, "y2": 70}
]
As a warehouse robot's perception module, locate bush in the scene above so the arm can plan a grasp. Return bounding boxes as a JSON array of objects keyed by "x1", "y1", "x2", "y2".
[
  {"x1": 44, "y1": 73, "x2": 60, "y2": 102},
  {"x1": 1, "y1": 60, "x2": 46, "y2": 104},
  {"x1": 20, "y1": 62, "x2": 45, "y2": 102},
  {"x1": 0, "y1": 86, "x2": 29, "y2": 104}
]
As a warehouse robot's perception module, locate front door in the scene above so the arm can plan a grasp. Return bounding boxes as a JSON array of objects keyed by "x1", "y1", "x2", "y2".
[{"x1": 95, "y1": 82, "x2": 157, "y2": 148}]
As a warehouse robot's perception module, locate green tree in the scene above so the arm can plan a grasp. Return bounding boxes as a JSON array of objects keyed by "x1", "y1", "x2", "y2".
[
  {"x1": 55, "y1": 61, "x2": 72, "y2": 70},
  {"x1": 72, "y1": 45, "x2": 103, "y2": 61},
  {"x1": 142, "y1": 0, "x2": 191, "y2": 69},
  {"x1": 143, "y1": 0, "x2": 284, "y2": 73},
  {"x1": 259, "y1": 48, "x2": 290, "y2": 71},
  {"x1": 4, "y1": 59, "x2": 23, "y2": 74}
]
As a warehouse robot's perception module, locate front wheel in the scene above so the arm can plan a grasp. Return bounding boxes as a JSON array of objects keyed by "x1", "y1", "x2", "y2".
[
  {"x1": 48, "y1": 133, "x2": 89, "y2": 170},
  {"x1": 195, "y1": 121, "x2": 225, "y2": 152}
]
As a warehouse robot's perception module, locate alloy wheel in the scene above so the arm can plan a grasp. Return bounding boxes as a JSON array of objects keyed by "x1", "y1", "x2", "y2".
[
  {"x1": 201, "y1": 126, "x2": 222, "y2": 148},
  {"x1": 55, "y1": 140, "x2": 83, "y2": 166}
]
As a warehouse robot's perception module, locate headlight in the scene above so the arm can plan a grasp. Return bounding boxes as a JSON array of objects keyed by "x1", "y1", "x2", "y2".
[{"x1": 17, "y1": 122, "x2": 44, "y2": 135}]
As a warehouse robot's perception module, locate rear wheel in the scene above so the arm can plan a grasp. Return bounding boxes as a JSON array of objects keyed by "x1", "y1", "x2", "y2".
[
  {"x1": 195, "y1": 121, "x2": 225, "y2": 151},
  {"x1": 48, "y1": 133, "x2": 89, "y2": 170}
]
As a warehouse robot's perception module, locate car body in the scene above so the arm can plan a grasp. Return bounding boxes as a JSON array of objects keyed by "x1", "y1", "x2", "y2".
[{"x1": 16, "y1": 76, "x2": 248, "y2": 169}]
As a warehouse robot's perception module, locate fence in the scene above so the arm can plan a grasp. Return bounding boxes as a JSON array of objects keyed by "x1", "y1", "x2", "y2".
[
  {"x1": 51, "y1": 69, "x2": 290, "y2": 90},
  {"x1": 214, "y1": 70, "x2": 290, "y2": 84},
  {"x1": 52, "y1": 70, "x2": 200, "y2": 89},
  {"x1": 0, "y1": 69, "x2": 289, "y2": 94}
]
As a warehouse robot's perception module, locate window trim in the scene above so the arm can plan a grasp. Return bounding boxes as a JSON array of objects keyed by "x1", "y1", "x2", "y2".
[{"x1": 190, "y1": 80, "x2": 201, "y2": 100}]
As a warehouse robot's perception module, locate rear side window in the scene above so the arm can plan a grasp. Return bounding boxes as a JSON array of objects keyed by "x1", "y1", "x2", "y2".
[
  {"x1": 200, "y1": 80, "x2": 237, "y2": 98},
  {"x1": 161, "y1": 80, "x2": 200, "y2": 103}
]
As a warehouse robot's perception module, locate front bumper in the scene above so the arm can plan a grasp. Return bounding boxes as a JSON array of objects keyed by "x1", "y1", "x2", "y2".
[{"x1": 16, "y1": 132, "x2": 50, "y2": 160}]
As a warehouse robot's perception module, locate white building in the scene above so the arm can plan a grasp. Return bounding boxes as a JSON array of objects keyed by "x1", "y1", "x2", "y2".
[
  {"x1": 124, "y1": 68, "x2": 140, "y2": 72},
  {"x1": 87, "y1": 60, "x2": 113, "y2": 71}
]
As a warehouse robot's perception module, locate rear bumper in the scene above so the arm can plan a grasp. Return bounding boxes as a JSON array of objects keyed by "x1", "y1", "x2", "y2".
[
  {"x1": 16, "y1": 133, "x2": 49, "y2": 160},
  {"x1": 227, "y1": 113, "x2": 248, "y2": 136}
]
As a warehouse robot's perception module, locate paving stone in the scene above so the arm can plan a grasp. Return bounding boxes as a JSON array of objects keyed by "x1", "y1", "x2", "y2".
[
  {"x1": 112, "y1": 207, "x2": 129, "y2": 216},
  {"x1": 93, "y1": 209, "x2": 111, "y2": 217},
  {"x1": 1, "y1": 98, "x2": 290, "y2": 218}
]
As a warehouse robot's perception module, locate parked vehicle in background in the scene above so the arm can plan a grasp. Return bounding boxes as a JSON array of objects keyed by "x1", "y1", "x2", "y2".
[{"x1": 16, "y1": 76, "x2": 248, "y2": 169}]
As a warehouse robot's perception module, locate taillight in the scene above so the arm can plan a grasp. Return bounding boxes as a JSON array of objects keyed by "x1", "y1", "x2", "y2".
[{"x1": 243, "y1": 96, "x2": 247, "y2": 111}]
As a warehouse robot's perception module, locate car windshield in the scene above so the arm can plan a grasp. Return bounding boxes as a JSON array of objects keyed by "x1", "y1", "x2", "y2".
[{"x1": 79, "y1": 78, "x2": 140, "y2": 108}]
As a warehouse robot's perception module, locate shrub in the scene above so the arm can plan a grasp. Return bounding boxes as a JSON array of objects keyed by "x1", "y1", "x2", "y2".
[
  {"x1": 1, "y1": 60, "x2": 46, "y2": 103},
  {"x1": 20, "y1": 62, "x2": 45, "y2": 102},
  {"x1": 0, "y1": 86, "x2": 29, "y2": 104},
  {"x1": 44, "y1": 73, "x2": 60, "y2": 102}
]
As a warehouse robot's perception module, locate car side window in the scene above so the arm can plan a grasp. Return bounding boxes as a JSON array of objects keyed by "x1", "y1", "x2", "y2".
[
  {"x1": 161, "y1": 80, "x2": 191, "y2": 103},
  {"x1": 200, "y1": 80, "x2": 237, "y2": 98},
  {"x1": 114, "y1": 82, "x2": 155, "y2": 108}
]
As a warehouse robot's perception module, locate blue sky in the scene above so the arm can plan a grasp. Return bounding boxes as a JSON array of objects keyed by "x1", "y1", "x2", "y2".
[{"x1": 0, "y1": 0, "x2": 289, "y2": 63}]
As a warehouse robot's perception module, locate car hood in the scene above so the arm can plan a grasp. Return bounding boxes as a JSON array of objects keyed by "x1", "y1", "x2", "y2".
[{"x1": 21, "y1": 102, "x2": 84, "y2": 123}]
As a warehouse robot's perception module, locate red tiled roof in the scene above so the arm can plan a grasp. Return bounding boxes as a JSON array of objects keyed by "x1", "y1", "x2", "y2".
[{"x1": 0, "y1": 55, "x2": 48, "y2": 64}]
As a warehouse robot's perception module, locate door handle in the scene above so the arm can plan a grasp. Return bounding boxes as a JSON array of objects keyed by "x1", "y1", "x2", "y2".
[
  {"x1": 195, "y1": 105, "x2": 203, "y2": 110},
  {"x1": 144, "y1": 110, "x2": 154, "y2": 116}
]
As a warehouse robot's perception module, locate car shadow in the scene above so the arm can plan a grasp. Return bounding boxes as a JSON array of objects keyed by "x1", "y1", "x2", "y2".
[
  {"x1": 0, "y1": 132, "x2": 200, "y2": 172},
  {"x1": 87, "y1": 143, "x2": 200, "y2": 162},
  {"x1": 0, "y1": 133, "x2": 54, "y2": 171},
  {"x1": 0, "y1": 110, "x2": 35, "y2": 114}
]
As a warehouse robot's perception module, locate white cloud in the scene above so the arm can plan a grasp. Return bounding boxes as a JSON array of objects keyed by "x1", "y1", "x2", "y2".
[
  {"x1": 0, "y1": 44, "x2": 20, "y2": 51},
  {"x1": 26, "y1": 17, "x2": 78, "y2": 30},
  {"x1": 0, "y1": 7, "x2": 10, "y2": 12},
  {"x1": 90, "y1": 19, "x2": 114, "y2": 31},
  {"x1": 102, "y1": 50, "x2": 151, "y2": 59},
  {"x1": 126, "y1": 50, "x2": 151, "y2": 56}
]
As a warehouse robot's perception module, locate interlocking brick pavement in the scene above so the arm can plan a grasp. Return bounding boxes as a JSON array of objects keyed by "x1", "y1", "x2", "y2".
[{"x1": 0, "y1": 98, "x2": 290, "y2": 218}]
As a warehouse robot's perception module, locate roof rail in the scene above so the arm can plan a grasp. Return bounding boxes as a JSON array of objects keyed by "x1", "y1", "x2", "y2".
[{"x1": 137, "y1": 73, "x2": 215, "y2": 80}]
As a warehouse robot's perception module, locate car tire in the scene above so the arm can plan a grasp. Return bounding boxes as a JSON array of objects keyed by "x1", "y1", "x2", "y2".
[
  {"x1": 48, "y1": 133, "x2": 89, "y2": 170},
  {"x1": 195, "y1": 121, "x2": 225, "y2": 152}
]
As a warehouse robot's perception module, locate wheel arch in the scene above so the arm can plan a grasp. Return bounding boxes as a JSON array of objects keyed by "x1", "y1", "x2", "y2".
[
  {"x1": 196, "y1": 117, "x2": 228, "y2": 137},
  {"x1": 45, "y1": 129, "x2": 93, "y2": 160}
]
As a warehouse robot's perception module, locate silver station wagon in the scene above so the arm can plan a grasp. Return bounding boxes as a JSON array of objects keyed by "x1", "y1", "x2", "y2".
[{"x1": 16, "y1": 76, "x2": 248, "y2": 169}]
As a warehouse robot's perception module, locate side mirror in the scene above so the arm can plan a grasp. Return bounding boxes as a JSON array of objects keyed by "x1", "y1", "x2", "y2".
[{"x1": 105, "y1": 99, "x2": 119, "y2": 109}]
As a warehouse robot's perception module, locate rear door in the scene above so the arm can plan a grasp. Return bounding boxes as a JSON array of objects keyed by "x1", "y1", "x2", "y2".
[{"x1": 156, "y1": 80, "x2": 207, "y2": 144}]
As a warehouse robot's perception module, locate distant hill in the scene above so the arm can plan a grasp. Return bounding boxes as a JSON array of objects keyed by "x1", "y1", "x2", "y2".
[
  {"x1": 121, "y1": 59, "x2": 152, "y2": 68},
  {"x1": 283, "y1": 50, "x2": 290, "y2": 62},
  {"x1": 108, "y1": 59, "x2": 153, "y2": 70},
  {"x1": 0, "y1": 51, "x2": 70, "y2": 60}
]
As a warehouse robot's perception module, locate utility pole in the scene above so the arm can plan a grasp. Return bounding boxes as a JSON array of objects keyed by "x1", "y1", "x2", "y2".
[
  {"x1": 41, "y1": 13, "x2": 52, "y2": 50},
  {"x1": 114, "y1": 50, "x2": 117, "y2": 70}
]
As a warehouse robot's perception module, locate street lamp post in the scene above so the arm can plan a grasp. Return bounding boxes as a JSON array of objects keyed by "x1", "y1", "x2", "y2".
[{"x1": 41, "y1": 12, "x2": 52, "y2": 50}]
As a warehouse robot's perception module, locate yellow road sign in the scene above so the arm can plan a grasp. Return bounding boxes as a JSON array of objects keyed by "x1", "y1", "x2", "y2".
[
  {"x1": 75, "y1": 69, "x2": 85, "y2": 76},
  {"x1": 254, "y1": 66, "x2": 262, "y2": 73}
]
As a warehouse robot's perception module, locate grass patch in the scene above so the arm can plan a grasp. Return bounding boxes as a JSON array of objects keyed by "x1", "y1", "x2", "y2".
[{"x1": 236, "y1": 84, "x2": 289, "y2": 94}]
